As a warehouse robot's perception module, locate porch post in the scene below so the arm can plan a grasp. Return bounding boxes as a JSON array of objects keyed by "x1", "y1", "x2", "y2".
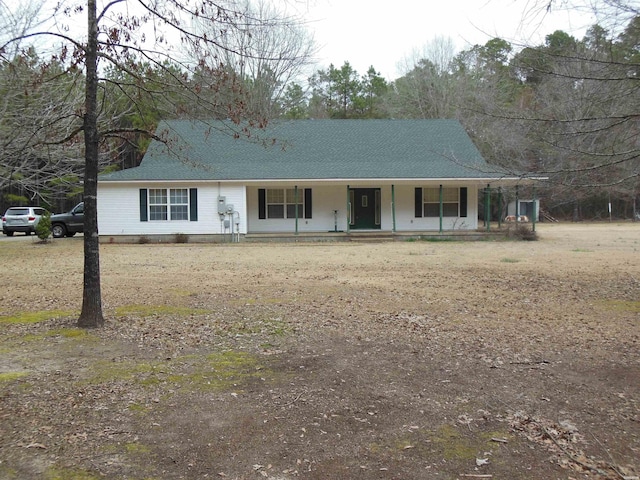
[
  {"x1": 485, "y1": 184, "x2": 491, "y2": 232},
  {"x1": 498, "y1": 187, "x2": 503, "y2": 228},
  {"x1": 294, "y1": 185, "x2": 299, "y2": 235},
  {"x1": 515, "y1": 185, "x2": 520, "y2": 222},
  {"x1": 346, "y1": 185, "x2": 350, "y2": 234},
  {"x1": 439, "y1": 184, "x2": 443, "y2": 233},
  {"x1": 391, "y1": 184, "x2": 396, "y2": 233}
]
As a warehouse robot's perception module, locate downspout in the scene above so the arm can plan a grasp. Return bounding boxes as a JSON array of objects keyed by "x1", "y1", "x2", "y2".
[
  {"x1": 391, "y1": 184, "x2": 396, "y2": 233},
  {"x1": 294, "y1": 185, "x2": 299, "y2": 235},
  {"x1": 439, "y1": 184, "x2": 443, "y2": 234}
]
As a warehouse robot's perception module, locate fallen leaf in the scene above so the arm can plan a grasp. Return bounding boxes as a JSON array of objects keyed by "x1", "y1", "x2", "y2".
[{"x1": 25, "y1": 443, "x2": 47, "y2": 450}]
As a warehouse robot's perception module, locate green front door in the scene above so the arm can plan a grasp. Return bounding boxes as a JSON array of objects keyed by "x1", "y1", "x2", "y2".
[{"x1": 349, "y1": 188, "x2": 381, "y2": 230}]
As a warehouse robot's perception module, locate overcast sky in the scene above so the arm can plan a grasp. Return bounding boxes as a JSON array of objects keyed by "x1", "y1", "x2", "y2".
[{"x1": 296, "y1": 0, "x2": 598, "y2": 80}]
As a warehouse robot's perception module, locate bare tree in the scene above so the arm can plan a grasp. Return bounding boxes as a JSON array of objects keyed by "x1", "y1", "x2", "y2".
[
  {"x1": 388, "y1": 36, "x2": 458, "y2": 119},
  {"x1": 511, "y1": 6, "x2": 640, "y2": 216},
  {"x1": 453, "y1": 2, "x2": 640, "y2": 219},
  {"x1": 189, "y1": 0, "x2": 316, "y2": 118},
  {"x1": 0, "y1": 0, "x2": 48, "y2": 57},
  {"x1": 0, "y1": 0, "x2": 312, "y2": 327}
]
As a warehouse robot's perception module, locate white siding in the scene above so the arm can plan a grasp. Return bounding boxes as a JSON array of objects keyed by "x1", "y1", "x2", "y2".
[
  {"x1": 97, "y1": 182, "x2": 247, "y2": 236},
  {"x1": 246, "y1": 184, "x2": 479, "y2": 233},
  {"x1": 394, "y1": 185, "x2": 479, "y2": 231},
  {"x1": 246, "y1": 184, "x2": 349, "y2": 233},
  {"x1": 98, "y1": 182, "x2": 480, "y2": 236}
]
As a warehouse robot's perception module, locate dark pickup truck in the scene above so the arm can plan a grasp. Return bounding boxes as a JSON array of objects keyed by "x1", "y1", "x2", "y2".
[{"x1": 51, "y1": 202, "x2": 84, "y2": 238}]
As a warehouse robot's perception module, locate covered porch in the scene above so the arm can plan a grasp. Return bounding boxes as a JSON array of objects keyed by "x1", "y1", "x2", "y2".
[{"x1": 244, "y1": 179, "x2": 538, "y2": 237}]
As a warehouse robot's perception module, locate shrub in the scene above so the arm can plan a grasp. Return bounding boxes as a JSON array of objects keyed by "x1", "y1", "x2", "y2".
[
  {"x1": 507, "y1": 223, "x2": 538, "y2": 241},
  {"x1": 35, "y1": 212, "x2": 52, "y2": 242}
]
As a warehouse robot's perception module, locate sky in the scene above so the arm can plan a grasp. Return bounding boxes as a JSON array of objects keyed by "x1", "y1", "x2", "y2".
[
  {"x1": 4, "y1": 0, "x2": 599, "y2": 83},
  {"x1": 296, "y1": 0, "x2": 598, "y2": 80}
]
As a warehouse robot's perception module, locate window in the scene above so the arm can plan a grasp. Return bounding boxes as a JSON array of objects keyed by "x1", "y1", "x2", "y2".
[
  {"x1": 148, "y1": 188, "x2": 189, "y2": 221},
  {"x1": 6, "y1": 208, "x2": 29, "y2": 215},
  {"x1": 423, "y1": 187, "x2": 459, "y2": 217},
  {"x1": 149, "y1": 189, "x2": 168, "y2": 220},
  {"x1": 266, "y1": 188, "x2": 303, "y2": 219},
  {"x1": 170, "y1": 189, "x2": 189, "y2": 220}
]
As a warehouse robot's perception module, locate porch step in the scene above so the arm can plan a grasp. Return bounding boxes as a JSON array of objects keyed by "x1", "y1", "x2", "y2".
[{"x1": 347, "y1": 232, "x2": 394, "y2": 242}]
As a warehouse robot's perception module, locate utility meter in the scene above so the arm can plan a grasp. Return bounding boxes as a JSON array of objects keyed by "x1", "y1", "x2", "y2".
[{"x1": 217, "y1": 196, "x2": 226, "y2": 214}]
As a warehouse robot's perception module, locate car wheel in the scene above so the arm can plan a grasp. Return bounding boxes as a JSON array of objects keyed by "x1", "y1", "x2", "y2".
[
  {"x1": 25, "y1": 231, "x2": 31, "y2": 236},
  {"x1": 5, "y1": 231, "x2": 14, "y2": 237},
  {"x1": 52, "y1": 224, "x2": 66, "y2": 238}
]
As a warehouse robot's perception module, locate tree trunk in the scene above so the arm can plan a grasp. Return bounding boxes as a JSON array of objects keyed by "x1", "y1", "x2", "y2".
[{"x1": 78, "y1": 0, "x2": 104, "y2": 328}]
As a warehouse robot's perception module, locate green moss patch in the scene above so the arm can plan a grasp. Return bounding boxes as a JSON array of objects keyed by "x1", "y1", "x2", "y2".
[
  {"x1": 20, "y1": 328, "x2": 97, "y2": 344},
  {"x1": 114, "y1": 305, "x2": 211, "y2": 317},
  {"x1": 599, "y1": 299, "x2": 640, "y2": 313},
  {"x1": 128, "y1": 402, "x2": 152, "y2": 414},
  {"x1": 87, "y1": 360, "x2": 162, "y2": 385},
  {"x1": 369, "y1": 424, "x2": 513, "y2": 465},
  {"x1": 233, "y1": 297, "x2": 287, "y2": 306},
  {"x1": 123, "y1": 442, "x2": 152, "y2": 455},
  {"x1": 0, "y1": 310, "x2": 76, "y2": 325},
  {"x1": 168, "y1": 351, "x2": 268, "y2": 392},
  {"x1": 47, "y1": 328, "x2": 92, "y2": 338},
  {"x1": 86, "y1": 350, "x2": 270, "y2": 394},
  {"x1": 431, "y1": 424, "x2": 478, "y2": 460},
  {"x1": 213, "y1": 318, "x2": 291, "y2": 336},
  {"x1": 500, "y1": 257, "x2": 521, "y2": 263},
  {"x1": 0, "y1": 371, "x2": 29, "y2": 383}
]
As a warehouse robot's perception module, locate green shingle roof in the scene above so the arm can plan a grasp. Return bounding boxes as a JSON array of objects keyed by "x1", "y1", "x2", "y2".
[{"x1": 99, "y1": 119, "x2": 504, "y2": 182}]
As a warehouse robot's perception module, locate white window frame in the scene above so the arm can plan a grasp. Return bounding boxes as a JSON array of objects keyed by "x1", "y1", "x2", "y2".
[{"x1": 148, "y1": 188, "x2": 190, "y2": 221}]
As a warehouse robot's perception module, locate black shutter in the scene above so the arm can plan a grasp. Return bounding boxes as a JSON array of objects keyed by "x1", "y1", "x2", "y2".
[
  {"x1": 189, "y1": 188, "x2": 198, "y2": 221},
  {"x1": 304, "y1": 188, "x2": 312, "y2": 219},
  {"x1": 414, "y1": 188, "x2": 423, "y2": 217},
  {"x1": 460, "y1": 187, "x2": 467, "y2": 217},
  {"x1": 258, "y1": 189, "x2": 266, "y2": 219},
  {"x1": 139, "y1": 189, "x2": 148, "y2": 222}
]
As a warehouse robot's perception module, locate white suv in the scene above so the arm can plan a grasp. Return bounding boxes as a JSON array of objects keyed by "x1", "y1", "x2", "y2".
[{"x1": 2, "y1": 206, "x2": 48, "y2": 236}]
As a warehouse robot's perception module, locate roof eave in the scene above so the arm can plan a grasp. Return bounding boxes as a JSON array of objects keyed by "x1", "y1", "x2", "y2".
[{"x1": 99, "y1": 176, "x2": 548, "y2": 185}]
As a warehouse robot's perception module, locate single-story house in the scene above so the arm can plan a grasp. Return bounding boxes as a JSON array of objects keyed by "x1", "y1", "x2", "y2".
[{"x1": 97, "y1": 119, "x2": 538, "y2": 241}]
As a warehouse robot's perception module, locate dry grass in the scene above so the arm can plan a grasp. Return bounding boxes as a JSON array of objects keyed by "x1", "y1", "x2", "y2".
[{"x1": 0, "y1": 222, "x2": 638, "y2": 480}]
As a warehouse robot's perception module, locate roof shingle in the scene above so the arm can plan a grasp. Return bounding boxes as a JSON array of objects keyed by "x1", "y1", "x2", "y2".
[{"x1": 99, "y1": 119, "x2": 503, "y2": 182}]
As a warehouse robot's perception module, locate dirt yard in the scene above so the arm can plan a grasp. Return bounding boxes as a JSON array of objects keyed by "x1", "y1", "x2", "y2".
[{"x1": 0, "y1": 223, "x2": 638, "y2": 480}]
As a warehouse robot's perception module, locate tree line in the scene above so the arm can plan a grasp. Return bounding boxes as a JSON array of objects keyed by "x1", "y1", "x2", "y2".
[
  {"x1": 279, "y1": 22, "x2": 640, "y2": 220},
  {"x1": 1, "y1": 4, "x2": 638, "y2": 221}
]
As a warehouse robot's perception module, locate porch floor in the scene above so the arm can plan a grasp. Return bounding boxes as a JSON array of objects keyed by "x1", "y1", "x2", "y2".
[
  {"x1": 99, "y1": 226, "x2": 519, "y2": 244},
  {"x1": 243, "y1": 229, "x2": 506, "y2": 243}
]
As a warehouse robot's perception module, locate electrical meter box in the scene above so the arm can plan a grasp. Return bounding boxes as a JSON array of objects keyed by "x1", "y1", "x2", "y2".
[{"x1": 217, "y1": 196, "x2": 226, "y2": 214}]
